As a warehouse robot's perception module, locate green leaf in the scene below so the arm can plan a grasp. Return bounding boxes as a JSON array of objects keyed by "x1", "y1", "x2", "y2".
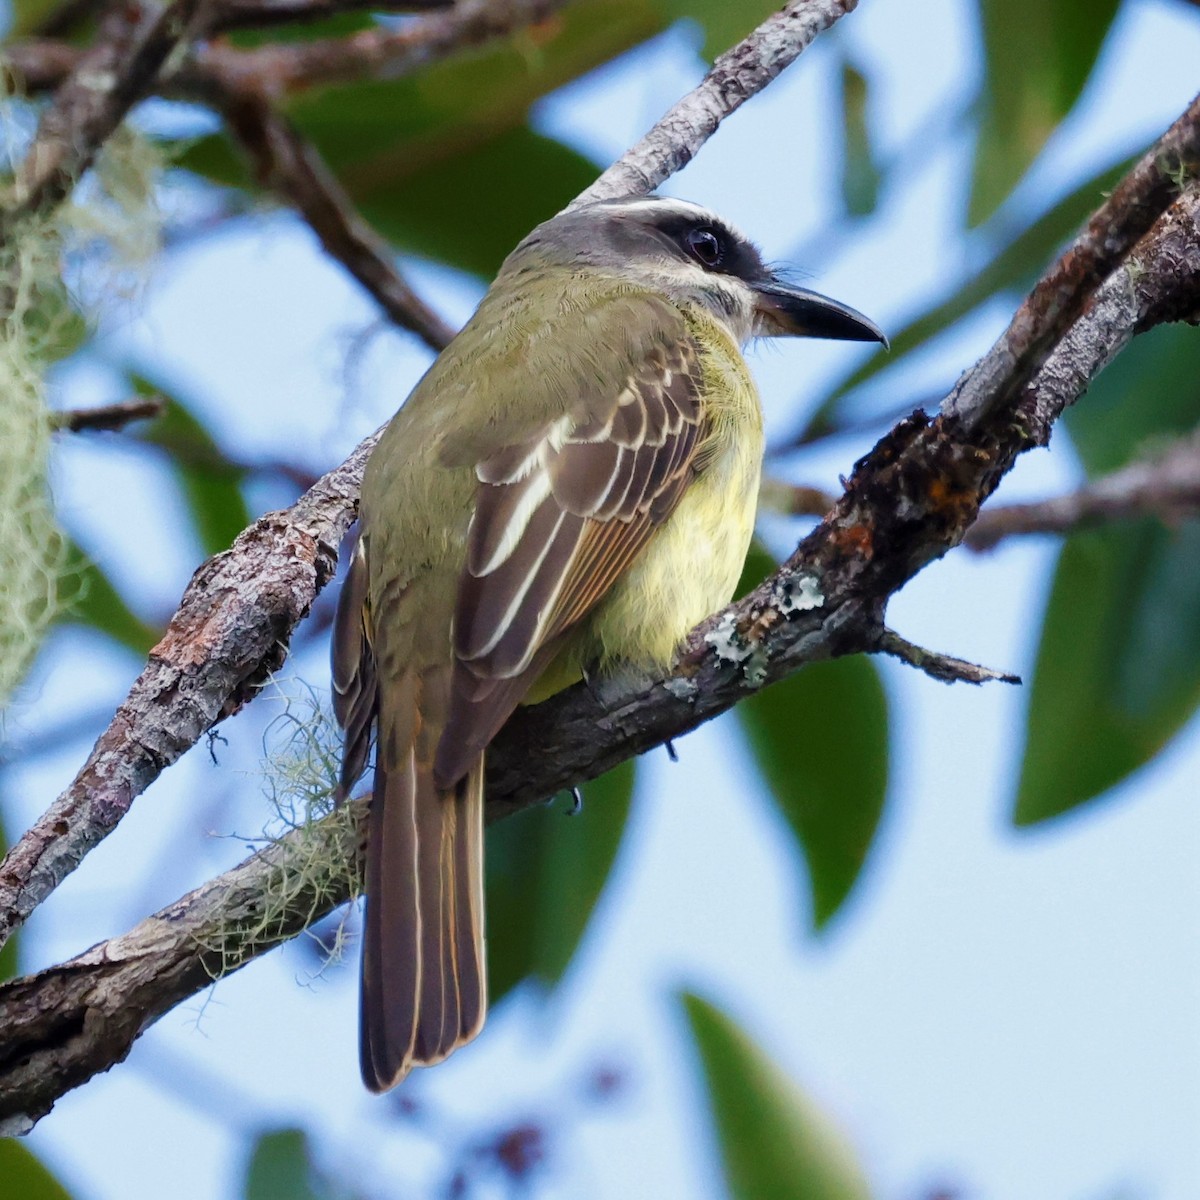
[
  {"x1": 0, "y1": 1141, "x2": 74, "y2": 1200},
  {"x1": 680, "y1": 992, "x2": 873, "y2": 1200},
  {"x1": 837, "y1": 60, "x2": 880, "y2": 218},
  {"x1": 736, "y1": 656, "x2": 888, "y2": 929},
  {"x1": 735, "y1": 538, "x2": 779, "y2": 601},
  {"x1": 226, "y1": 10, "x2": 375, "y2": 49},
  {"x1": 486, "y1": 759, "x2": 635, "y2": 1001},
  {"x1": 130, "y1": 378, "x2": 252, "y2": 556},
  {"x1": 1064, "y1": 323, "x2": 1200, "y2": 477},
  {"x1": 357, "y1": 126, "x2": 600, "y2": 279},
  {"x1": 179, "y1": 0, "x2": 662, "y2": 276},
  {"x1": 4, "y1": 0, "x2": 64, "y2": 37},
  {"x1": 57, "y1": 538, "x2": 159, "y2": 654},
  {"x1": 1016, "y1": 518, "x2": 1200, "y2": 825},
  {"x1": 659, "y1": 0, "x2": 783, "y2": 61},
  {"x1": 969, "y1": 0, "x2": 1121, "y2": 226},
  {"x1": 243, "y1": 1129, "x2": 329, "y2": 1200},
  {"x1": 792, "y1": 150, "x2": 1137, "y2": 444}
]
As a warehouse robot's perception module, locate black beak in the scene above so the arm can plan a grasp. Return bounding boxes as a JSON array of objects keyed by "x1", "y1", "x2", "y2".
[{"x1": 753, "y1": 281, "x2": 888, "y2": 348}]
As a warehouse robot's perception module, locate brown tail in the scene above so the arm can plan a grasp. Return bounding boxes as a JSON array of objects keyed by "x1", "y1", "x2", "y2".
[{"x1": 359, "y1": 742, "x2": 486, "y2": 1091}]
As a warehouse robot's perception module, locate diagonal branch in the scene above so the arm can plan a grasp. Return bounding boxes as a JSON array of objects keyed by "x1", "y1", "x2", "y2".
[
  {"x1": 945, "y1": 91, "x2": 1200, "y2": 428},
  {"x1": 967, "y1": 430, "x2": 1200, "y2": 550},
  {"x1": 219, "y1": 91, "x2": 456, "y2": 353},
  {"x1": 572, "y1": 0, "x2": 860, "y2": 207}
]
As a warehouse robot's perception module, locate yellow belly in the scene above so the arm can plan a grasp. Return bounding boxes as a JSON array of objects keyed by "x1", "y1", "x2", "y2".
[{"x1": 526, "y1": 316, "x2": 763, "y2": 700}]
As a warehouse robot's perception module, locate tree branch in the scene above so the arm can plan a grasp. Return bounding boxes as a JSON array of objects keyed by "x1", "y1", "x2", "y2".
[
  {"x1": 192, "y1": 0, "x2": 572, "y2": 96},
  {"x1": 0, "y1": 801, "x2": 365, "y2": 1133},
  {"x1": 50, "y1": 397, "x2": 167, "y2": 433},
  {"x1": 967, "y1": 430, "x2": 1200, "y2": 550},
  {"x1": 208, "y1": 0, "x2": 453, "y2": 33},
  {"x1": 0, "y1": 432, "x2": 377, "y2": 953},
  {"x1": 219, "y1": 92, "x2": 456, "y2": 352},
  {"x1": 945, "y1": 91, "x2": 1200, "y2": 428},
  {"x1": 572, "y1": 0, "x2": 860, "y2": 207}
]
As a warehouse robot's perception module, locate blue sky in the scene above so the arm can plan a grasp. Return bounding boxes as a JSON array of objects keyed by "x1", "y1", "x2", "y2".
[{"x1": 7, "y1": 0, "x2": 1200, "y2": 1197}]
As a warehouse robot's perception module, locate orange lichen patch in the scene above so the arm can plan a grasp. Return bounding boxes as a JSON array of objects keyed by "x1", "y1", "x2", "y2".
[
  {"x1": 831, "y1": 522, "x2": 874, "y2": 559},
  {"x1": 743, "y1": 604, "x2": 781, "y2": 645},
  {"x1": 924, "y1": 475, "x2": 981, "y2": 534}
]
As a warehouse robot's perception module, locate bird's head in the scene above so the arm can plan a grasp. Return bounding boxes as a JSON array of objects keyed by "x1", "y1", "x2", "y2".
[{"x1": 505, "y1": 195, "x2": 887, "y2": 349}]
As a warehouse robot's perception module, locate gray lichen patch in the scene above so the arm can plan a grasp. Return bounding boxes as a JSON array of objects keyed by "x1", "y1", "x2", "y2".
[{"x1": 771, "y1": 571, "x2": 824, "y2": 615}]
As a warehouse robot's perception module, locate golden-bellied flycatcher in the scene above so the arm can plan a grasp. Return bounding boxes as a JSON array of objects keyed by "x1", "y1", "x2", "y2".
[{"x1": 332, "y1": 197, "x2": 885, "y2": 1091}]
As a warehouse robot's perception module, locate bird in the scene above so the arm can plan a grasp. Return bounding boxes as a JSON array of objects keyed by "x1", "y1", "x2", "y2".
[{"x1": 331, "y1": 195, "x2": 886, "y2": 1091}]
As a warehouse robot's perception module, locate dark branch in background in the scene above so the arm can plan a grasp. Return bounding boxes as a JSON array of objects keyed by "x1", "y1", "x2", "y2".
[
  {"x1": 51, "y1": 397, "x2": 166, "y2": 433},
  {"x1": 26, "y1": 0, "x2": 454, "y2": 41},
  {"x1": 194, "y1": 0, "x2": 572, "y2": 94},
  {"x1": 209, "y1": 0, "x2": 453, "y2": 33},
  {"x1": 3, "y1": 152, "x2": 1199, "y2": 1133},
  {"x1": 3, "y1": 0, "x2": 572, "y2": 101},
  {"x1": 967, "y1": 430, "x2": 1200, "y2": 550},
  {"x1": 765, "y1": 424, "x2": 1200, "y2": 546},
  {"x1": 1, "y1": 0, "x2": 207, "y2": 229},
  {"x1": 220, "y1": 93, "x2": 456, "y2": 353}
]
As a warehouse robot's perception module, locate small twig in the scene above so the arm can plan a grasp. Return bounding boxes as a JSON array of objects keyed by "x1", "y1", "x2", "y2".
[
  {"x1": 573, "y1": 0, "x2": 860, "y2": 207},
  {"x1": 968, "y1": 431, "x2": 1200, "y2": 550},
  {"x1": 220, "y1": 93, "x2": 455, "y2": 353},
  {"x1": 51, "y1": 397, "x2": 166, "y2": 433},
  {"x1": 876, "y1": 629, "x2": 1020, "y2": 686}
]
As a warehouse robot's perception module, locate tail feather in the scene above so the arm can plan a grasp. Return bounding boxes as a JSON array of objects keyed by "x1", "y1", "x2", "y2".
[{"x1": 360, "y1": 745, "x2": 487, "y2": 1092}]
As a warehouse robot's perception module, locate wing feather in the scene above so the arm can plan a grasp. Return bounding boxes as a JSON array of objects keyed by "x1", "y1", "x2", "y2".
[{"x1": 434, "y1": 327, "x2": 706, "y2": 788}]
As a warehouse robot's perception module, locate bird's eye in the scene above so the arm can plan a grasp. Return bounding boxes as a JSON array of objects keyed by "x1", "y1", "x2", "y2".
[{"x1": 685, "y1": 227, "x2": 724, "y2": 268}]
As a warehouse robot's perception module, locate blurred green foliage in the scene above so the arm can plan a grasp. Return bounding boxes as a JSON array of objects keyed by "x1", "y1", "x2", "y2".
[
  {"x1": 681, "y1": 991, "x2": 873, "y2": 1200},
  {"x1": 243, "y1": 1129, "x2": 346, "y2": 1200},
  {"x1": 0, "y1": 1141, "x2": 74, "y2": 1200},
  {"x1": 487, "y1": 760, "x2": 635, "y2": 1000}
]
